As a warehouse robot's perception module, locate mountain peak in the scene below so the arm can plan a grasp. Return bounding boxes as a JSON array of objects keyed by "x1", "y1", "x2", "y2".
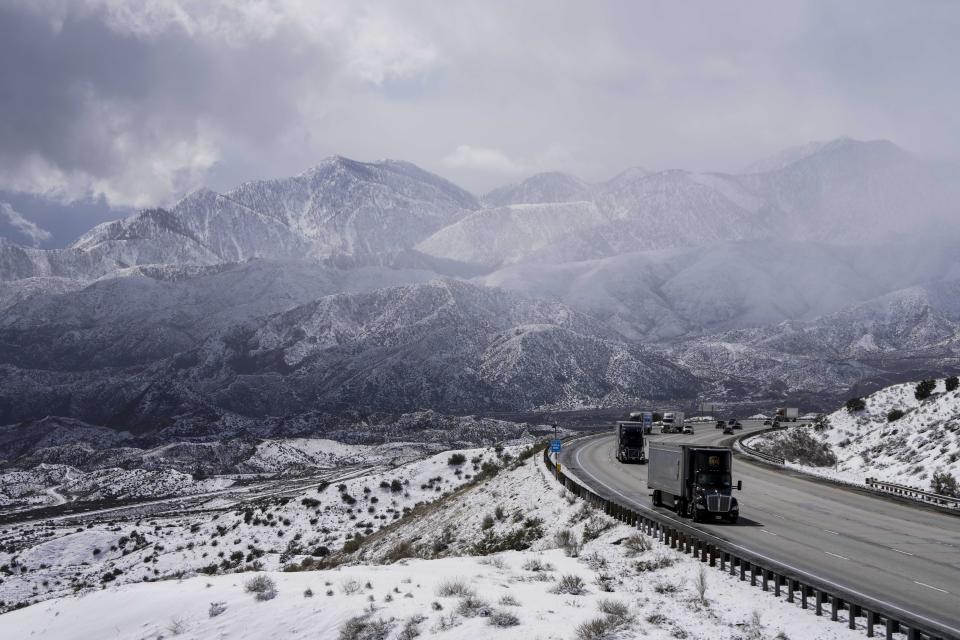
[
  {"x1": 742, "y1": 137, "x2": 906, "y2": 174},
  {"x1": 484, "y1": 171, "x2": 588, "y2": 207}
]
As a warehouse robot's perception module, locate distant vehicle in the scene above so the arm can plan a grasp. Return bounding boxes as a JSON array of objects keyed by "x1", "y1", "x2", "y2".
[
  {"x1": 682, "y1": 425, "x2": 695, "y2": 435},
  {"x1": 722, "y1": 426, "x2": 735, "y2": 435},
  {"x1": 715, "y1": 420, "x2": 725, "y2": 429},
  {"x1": 661, "y1": 411, "x2": 684, "y2": 434},
  {"x1": 763, "y1": 419, "x2": 772, "y2": 426},
  {"x1": 733, "y1": 421, "x2": 743, "y2": 430},
  {"x1": 775, "y1": 407, "x2": 800, "y2": 422},
  {"x1": 728, "y1": 419, "x2": 737, "y2": 426},
  {"x1": 616, "y1": 421, "x2": 647, "y2": 464},
  {"x1": 627, "y1": 411, "x2": 655, "y2": 433},
  {"x1": 648, "y1": 442, "x2": 741, "y2": 522}
]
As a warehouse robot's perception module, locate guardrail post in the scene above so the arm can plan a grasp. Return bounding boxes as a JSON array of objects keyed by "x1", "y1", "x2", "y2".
[
  {"x1": 849, "y1": 604, "x2": 858, "y2": 629},
  {"x1": 815, "y1": 590, "x2": 823, "y2": 616},
  {"x1": 801, "y1": 585, "x2": 808, "y2": 609},
  {"x1": 787, "y1": 579, "x2": 795, "y2": 603},
  {"x1": 866, "y1": 610, "x2": 875, "y2": 637},
  {"x1": 740, "y1": 560, "x2": 747, "y2": 582},
  {"x1": 762, "y1": 569, "x2": 769, "y2": 592},
  {"x1": 719, "y1": 551, "x2": 726, "y2": 571},
  {"x1": 774, "y1": 574, "x2": 781, "y2": 597},
  {"x1": 831, "y1": 595, "x2": 839, "y2": 622},
  {"x1": 709, "y1": 547, "x2": 716, "y2": 567},
  {"x1": 750, "y1": 565, "x2": 757, "y2": 586},
  {"x1": 906, "y1": 627, "x2": 919, "y2": 640},
  {"x1": 885, "y1": 618, "x2": 896, "y2": 640}
]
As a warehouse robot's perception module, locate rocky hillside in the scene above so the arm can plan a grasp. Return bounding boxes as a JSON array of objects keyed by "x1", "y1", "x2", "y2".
[{"x1": 749, "y1": 377, "x2": 960, "y2": 491}]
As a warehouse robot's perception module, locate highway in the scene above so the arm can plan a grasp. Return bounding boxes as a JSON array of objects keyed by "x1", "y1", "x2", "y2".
[{"x1": 560, "y1": 421, "x2": 960, "y2": 637}]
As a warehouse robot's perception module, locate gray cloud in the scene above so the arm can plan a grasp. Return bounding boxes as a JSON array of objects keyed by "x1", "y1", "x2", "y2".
[
  {"x1": 0, "y1": 0, "x2": 958, "y2": 209},
  {"x1": 0, "y1": 202, "x2": 52, "y2": 246}
]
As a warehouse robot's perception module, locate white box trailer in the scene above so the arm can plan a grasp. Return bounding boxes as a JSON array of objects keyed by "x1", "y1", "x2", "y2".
[{"x1": 648, "y1": 442, "x2": 741, "y2": 523}]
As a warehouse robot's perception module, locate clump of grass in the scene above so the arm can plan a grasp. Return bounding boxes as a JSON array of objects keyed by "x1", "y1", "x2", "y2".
[
  {"x1": 521, "y1": 556, "x2": 555, "y2": 572},
  {"x1": 244, "y1": 575, "x2": 277, "y2": 601},
  {"x1": 488, "y1": 609, "x2": 521, "y2": 627},
  {"x1": 622, "y1": 534, "x2": 653, "y2": 556},
  {"x1": 456, "y1": 594, "x2": 492, "y2": 618},
  {"x1": 435, "y1": 578, "x2": 475, "y2": 597},
  {"x1": 635, "y1": 554, "x2": 675, "y2": 572},
  {"x1": 338, "y1": 615, "x2": 393, "y2": 640},
  {"x1": 552, "y1": 574, "x2": 587, "y2": 595}
]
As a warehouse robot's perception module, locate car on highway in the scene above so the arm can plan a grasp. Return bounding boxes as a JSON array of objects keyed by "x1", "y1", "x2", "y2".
[
  {"x1": 682, "y1": 425, "x2": 695, "y2": 434},
  {"x1": 722, "y1": 425, "x2": 735, "y2": 435},
  {"x1": 715, "y1": 420, "x2": 725, "y2": 429},
  {"x1": 763, "y1": 419, "x2": 772, "y2": 425},
  {"x1": 727, "y1": 418, "x2": 737, "y2": 425},
  {"x1": 732, "y1": 421, "x2": 742, "y2": 429}
]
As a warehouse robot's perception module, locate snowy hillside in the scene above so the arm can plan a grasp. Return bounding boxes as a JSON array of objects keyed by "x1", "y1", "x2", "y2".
[
  {"x1": 0, "y1": 444, "x2": 864, "y2": 640},
  {"x1": 748, "y1": 377, "x2": 960, "y2": 491},
  {"x1": 483, "y1": 171, "x2": 588, "y2": 206}
]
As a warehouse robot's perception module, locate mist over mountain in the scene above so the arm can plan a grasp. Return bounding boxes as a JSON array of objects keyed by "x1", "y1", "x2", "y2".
[{"x1": 0, "y1": 137, "x2": 958, "y2": 445}]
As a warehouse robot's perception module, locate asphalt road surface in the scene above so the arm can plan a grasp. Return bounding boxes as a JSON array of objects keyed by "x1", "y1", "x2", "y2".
[{"x1": 560, "y1": 420, "x2": 960, "y2": 637}]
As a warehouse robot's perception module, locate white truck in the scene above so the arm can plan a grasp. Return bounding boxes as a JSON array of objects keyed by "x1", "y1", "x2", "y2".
[
  {"x1": 648, "y1": 442, "x2": 742, "y2": 523},
  {"x1": 774, "y1": 407, "x2": 799, "y2": 423},
  {"x1": 661, "y1": 411, "x2": 684, "y2": 434}
]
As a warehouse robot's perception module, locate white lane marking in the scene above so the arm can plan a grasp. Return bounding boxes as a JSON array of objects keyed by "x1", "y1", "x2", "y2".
[
  {"x1": 824, "y1": 551, "x2": 849, "y2": 560},
  {"x1": 824, "y1": 529, "x2": 840, "y2": 535},
  {"x1": 569, "y1": 435, "x2": 960, "y2": 636},
  {"x1": 760, "y1": 530, "x2": 779, "y2": 536},
  {"x1": 914, "y1": 581, "x2": 950, "y2": 594},
  {"x1": 891, "y1": 548, "x2": 915, "y2": 556},
  {"x1": 773, "y1": 514, "x2": 785, "y2": 519}
]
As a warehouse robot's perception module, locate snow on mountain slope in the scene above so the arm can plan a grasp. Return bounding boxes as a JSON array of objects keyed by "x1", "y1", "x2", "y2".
[
  {"x1": 0, "y1": 260, "x2": 437, "y2": 371},
  {"x1": 748, "y1": 378, "x2": 960, "y2": 491},
  {"x1": 1, "y1": 157, "x2": 480, "y2": 282},
  {"x1": 416, "y1": 201, "x2": 606, "y2": 268},
  {"x1": 0, "y1": 445, "x2": 864, "y2": 640},
  {"x1": 483, "y1": 171, "x2": 589, "y2": 206}
]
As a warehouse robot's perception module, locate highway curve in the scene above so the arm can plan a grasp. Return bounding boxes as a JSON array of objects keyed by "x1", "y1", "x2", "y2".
[{"x1": 559, "y1": 422, "x2": 960, "y2": 636}]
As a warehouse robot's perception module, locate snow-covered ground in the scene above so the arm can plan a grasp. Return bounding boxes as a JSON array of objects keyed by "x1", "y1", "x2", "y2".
[
  {"x1": 746, "y1": 378, "x2": 960, "y2": 491},
  {"x1": 0, "y1": 441, "x2": 869, "y2": 639}
]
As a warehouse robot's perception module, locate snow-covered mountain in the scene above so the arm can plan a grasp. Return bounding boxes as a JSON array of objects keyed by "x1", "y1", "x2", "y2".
[
  {"x1": 748, "y1": 377, "x2": 960, "y2": 491},
  {"x1": 483, "y1": 171, "x2": 589, "y2": 206},
  {"x1": 0, "y1": 279, "x2": 700, "y2": 435},
  {"x1": 1, "y1": 157, "x2": 480, "y2": 282}
]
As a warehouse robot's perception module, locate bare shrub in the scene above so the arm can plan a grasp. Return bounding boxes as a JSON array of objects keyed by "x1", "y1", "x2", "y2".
[
  {"x1": 521, "y1": 556, "x2": 555, "y2": 572},
  {"x1": 622, "y1": 534, "x2": 653, "y2": 556},
  {"x1": 635, "y1": 554, "x2": 675, "y2": 572},
  {"x1": 398, "y1": 614, "x2": 426, "y2": 640},
  {"x1": 594, "y1": 573, "x2": 616, "y2": 592},
  {"x1": 478, "y1": 555, "x2": 508, "y2": 570},
  {"x1": 338, "y1": 615, "x2": 394, "y2": 640},
  {"x1": 488, "y1": 609, "x2": 521, "y2": 627},
  {"x1": 575, "y1": 617, "x2": 616, "y2": 640},
  {"x1": 341, "y1": 579, "x2": 363, "y2": 595},
  {"x1": 456, "y1": 594, "x2": 492, "y2": 618},
  {"x1": 244, "y1": 575, "x2": 276, "y2": 595},
  {"x1": 597, "y1": 598, "x2": 630, "y2": 623},
  {"x1": 208, "y1": 601, "x2": 227, "y2": 617},
  {"x1": 435, "y1": 578, "x2": 475, "y2": 597},
  {"x1": 582, "y1": 516, "x2": 613, "y2": 543},
  {"x1": 432, "y1": 613, "x2": 461, "y2": 632},
  {"x1": 552, "y1": 574, "x2": 587, "y2": 595},
  {"x1": 743, "y1": 610, "x2": 764, "y2": 640},
  {"x1": 581, "y1": 551, "x2": 608, "y2": 571},
  {"x1": 498, "y1": 594, "x2": 520, "y2": 606},
  {"x1": 694, "y1": 565, "x2": 708, "y2": 605},
  {"x1": 167, "y1": 618, "x2": 188, "y2": 635},
  {"x1": 653, "y1": 580, "x2": 679, "y2": 594}
]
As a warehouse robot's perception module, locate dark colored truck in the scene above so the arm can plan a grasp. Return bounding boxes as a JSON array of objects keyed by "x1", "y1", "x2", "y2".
[
  {"x1": 615, "y1": 421, "x2": 647, "y2": 463},
  {"x1": 648, "y1": 442, "x2": 741, "y2": 522}
]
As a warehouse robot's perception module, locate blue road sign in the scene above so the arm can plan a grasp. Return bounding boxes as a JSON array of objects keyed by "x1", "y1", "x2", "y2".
[
  {"x1": 550, "y1": 439, "x2": 562, "y2": 452},
  {"x1": 642, "y1": 412, "x2": 652, "y2": 425}
]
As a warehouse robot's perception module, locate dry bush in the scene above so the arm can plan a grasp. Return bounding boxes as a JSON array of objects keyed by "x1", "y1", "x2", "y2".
[
  {"x1": 488, "y1": 609, "x2": 521, "y2": 627},
  {"x1": 622, "y1": 534, "x2": 653, "y2": 556},
  {"x1": 552, "y1": 574, "x2": 587, "y2": 595},
  {"x1": 435, "y1": 578, "x2": 475, "y2": 597}
]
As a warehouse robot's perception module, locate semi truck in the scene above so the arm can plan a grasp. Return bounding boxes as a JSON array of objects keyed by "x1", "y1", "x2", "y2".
[
  {"x1": 660, "y1": 411, "x2": 684, "y2": 434},
  {"x1": 616, "y1": 421, "x2": 647, "y2": 463},
  {"x1": 774, "y1": 407, "x2": 800, "y2": 422},
  {"x1": 648, "y1": 442, "x2": 741, "y2": 523}
]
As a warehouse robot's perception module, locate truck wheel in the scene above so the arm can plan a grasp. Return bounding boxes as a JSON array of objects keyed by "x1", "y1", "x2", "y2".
[
  {"x1": 691, "y1": 507, "x2": 701, "y2": 523},
  {"x1": 726, "y1": 513, "x2": 739, "y2": 524},
  {"x1": 652, "y1": 490, "x2": 662, "y2": 507},
  {"x1": 676, "y1": 498, "x2": 687, "y2": 517}
]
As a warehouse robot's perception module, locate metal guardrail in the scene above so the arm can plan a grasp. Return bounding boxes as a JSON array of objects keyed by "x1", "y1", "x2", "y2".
[
  {"x1": 737, "y1": 437, "x2": 785, "y2": 465},
  {"x1": 542, "y1": 445, "x2": 955, "y2": 640},
  {"x1": 867, "y1": 478, "x2": 960, "y2": 509}
]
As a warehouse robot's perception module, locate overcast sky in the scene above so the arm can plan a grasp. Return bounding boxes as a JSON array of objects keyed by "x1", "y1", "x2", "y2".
[{"x1": 2, "y1": 0, "x2": 959, "y2": 220}]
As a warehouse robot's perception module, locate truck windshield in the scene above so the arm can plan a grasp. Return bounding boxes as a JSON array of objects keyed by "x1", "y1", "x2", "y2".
[
  {"x1": 696, "y1": 472, "x2": 731, "y2": 488},
  {"x1": 620, "y1": 429, "x2": 643, "y2": 444}
]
